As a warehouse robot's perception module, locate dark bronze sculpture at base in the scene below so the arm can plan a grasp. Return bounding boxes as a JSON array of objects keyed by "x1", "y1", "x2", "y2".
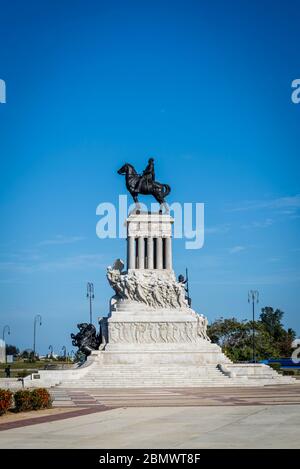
[{"x1": 71, "y1": 323, "x2": 101, "y2": 357}]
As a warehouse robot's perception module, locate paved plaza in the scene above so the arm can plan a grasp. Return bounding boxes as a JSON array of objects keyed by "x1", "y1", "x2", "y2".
[{"x1": 0, "y1": 384, "x2": 299, "y2": 448}]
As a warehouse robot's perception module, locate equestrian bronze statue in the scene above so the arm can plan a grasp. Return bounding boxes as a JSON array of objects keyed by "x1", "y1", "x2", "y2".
[{"x1": 117, "y1": 158, "x2": 171, "y2": 211}]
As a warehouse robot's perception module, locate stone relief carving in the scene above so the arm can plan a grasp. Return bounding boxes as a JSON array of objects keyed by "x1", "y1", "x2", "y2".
[
  {"x1": 107, "y1": 267, "x2": 188, "y2": 310},
  {"x1": 108, "y1": 319, "x2": 210, "y2": 344},
  {"x1": 196, "y1": 314, "x2": 210, "y2": 341}
]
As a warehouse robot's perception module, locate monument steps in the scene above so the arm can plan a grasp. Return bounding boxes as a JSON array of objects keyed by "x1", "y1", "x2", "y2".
[
  {"x1": 29, "y1": 359, "x2": 295, "y2": 389},
  {"x1": 55, "y1": 364, "x2": 229, "y2": 387},
  {"x1": 51, "y1": 363, "x2": 295, "y2": 388}
]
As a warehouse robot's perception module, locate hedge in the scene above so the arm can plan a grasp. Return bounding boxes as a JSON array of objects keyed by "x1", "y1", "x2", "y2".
[
  {"x1": 0, "y1": 389, "x2": 13, "y2": 415},
  {"x1": 1, "y1": 388, "x2": 52, "y2": 415},
  {"x1": 11, "y1": 388, "x2": 52, "y2": 413},
  {"x1": 30, "y1": 388, "x2": 52, "y2": 410},
  {"x1": 14, "y1": 389, "x2": 33, "y2": 412}
]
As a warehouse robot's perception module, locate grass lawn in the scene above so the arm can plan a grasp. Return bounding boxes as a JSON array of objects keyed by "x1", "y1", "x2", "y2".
[{"x1": 0, "y1": 361, "x2": 73, "y2": 378}]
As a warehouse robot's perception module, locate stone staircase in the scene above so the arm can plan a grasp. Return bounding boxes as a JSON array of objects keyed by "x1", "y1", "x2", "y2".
[
  {"x1": 217, "y1": 363, "x2": 296, "y2": 386},
  {"x1": 55, "y1": 363, "x2": 250, "y2": 388},
  {"x1": 17, "y1": 349, "x2": 296, "y2": 390},
  {"x1": 50, "y1": 359, "x2": 295, "y2": 388},
  {"x1": 18, "y1": 359, "x2": 296, "y2": 389}
]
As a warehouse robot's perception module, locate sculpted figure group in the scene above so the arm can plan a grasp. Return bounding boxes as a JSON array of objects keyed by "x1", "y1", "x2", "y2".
[
  {"x1": 106, "y1": 252, "x2": 210, "y2": 346},
  {"x1": 107, "y1": 267, "x2": 188, "y2": 310}
]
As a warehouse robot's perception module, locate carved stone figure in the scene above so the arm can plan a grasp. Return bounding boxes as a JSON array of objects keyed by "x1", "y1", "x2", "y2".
[
  {"x1": 159, "y1": 322, "x2": 168, "y2": 342},
  {"x1": 109, "y1": 323, "x2": 120, "y2": 343},
  {"x1": 196, "y1": 314, "x2": 211, "y2": 342},
  {"x1": 173, "y1": 323, "x2": 181, "y2": 342},
  {"x1": 71, "y1": 323, "x2": 101, "y2": 357},
  {"x1": 136, "y1": 322, "x2": 147, "y2": 342}
]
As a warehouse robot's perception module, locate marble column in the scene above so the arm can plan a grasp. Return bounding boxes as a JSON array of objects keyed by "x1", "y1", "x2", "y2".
[
  {"x1": 147, "y1": 237, "x2": 154, "y2": 269},
  {"x1": 127, "y1": 236, "x2": 135, "y2": 270},
  {"x1": 156, "y1": 237, "x2": 163, "y2": 269},
  {"x1": 165, "y1": 237, "x2": 172, "y2": 270},
  {"x1": 138, "y1": 236, "x2": 145, "y2": 269}
]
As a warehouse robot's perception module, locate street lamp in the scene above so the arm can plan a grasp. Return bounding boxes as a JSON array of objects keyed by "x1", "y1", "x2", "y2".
[
  {"x1": 2, "y1": 325, "x2": 10, "y2": 363},
  {"x1": 248, "y1": 290, "x2": 259, "y2": 363},
  {"x1": 86, "y1": 282, "x2": 94, "y2": 324},
  {"x1": 48, "y1": 345, "x2": 53, "y2": 359},
  {"x1": 33, "y1": 315, "x2": 42, "y2": 358},
  {"x1": 2, "y1": 325, "x2": 10, "y2": 341}
]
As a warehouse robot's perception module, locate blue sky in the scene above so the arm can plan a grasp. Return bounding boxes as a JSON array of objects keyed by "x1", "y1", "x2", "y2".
[{"x1": 0, "y1": 0, "x2": 299, "y2": 355}]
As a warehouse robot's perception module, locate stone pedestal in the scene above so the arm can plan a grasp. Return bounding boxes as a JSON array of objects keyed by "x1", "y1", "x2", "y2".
[
  {"x1": 105, "y1": 212, "x2": 215, "y2": 366},
  {"x1": 126, "y1": 212, "x2": 173, "y2": 270}
]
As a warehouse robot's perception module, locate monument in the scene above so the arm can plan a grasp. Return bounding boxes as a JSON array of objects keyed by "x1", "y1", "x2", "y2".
[
  {"x1": 0, "y1": 339, "x2": 6, "y2": 364},
  {"x1": 32, "y1": 160, "x2": 295, "y2": 387}
]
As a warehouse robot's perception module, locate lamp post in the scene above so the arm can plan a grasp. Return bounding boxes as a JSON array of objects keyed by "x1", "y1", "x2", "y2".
[
  {"x1": 33, "y1": 315, "x2": 42, "y2": 358},
  {"x1": 86, "y1": 282, "x2": 94, "y2": 324},
  {"x1": 2, "y1": 325, "x2": 10, "y2": 341},
  {"x1": 48, "y1": 345, "x2": 53, "y2": 359},
  {"x1": 248, "y1": 290, "x2": 259, "y2": 363},
  {"x1": 2, "y1": 325, "x2": 10, "y2": 363}
]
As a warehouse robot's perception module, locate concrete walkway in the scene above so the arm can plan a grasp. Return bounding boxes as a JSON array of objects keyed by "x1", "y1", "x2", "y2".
[
  {"x1": 51, "y1": 384, "x2": 300, "y2": 407},
  {"x1": 0, "y1": 404, "x2": 299, "y2": 448}
]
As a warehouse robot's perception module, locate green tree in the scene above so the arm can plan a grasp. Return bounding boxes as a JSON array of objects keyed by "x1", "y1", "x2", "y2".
[
  {"x1": 260, "y1": 307, "x2": 296, "y2": 357},
  {"x1": 260, "y1": 307, "x2": 284, "y2": 339},
  {"x1": 207, "y1": 317, "x2": 252, "y2": 361},
  {"x1": 208, "y1": 307, "x2": 297, "y2": 362}
]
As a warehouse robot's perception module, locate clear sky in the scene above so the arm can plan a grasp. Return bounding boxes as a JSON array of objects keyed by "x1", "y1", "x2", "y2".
[{"x1": 0, "y1": 0, "x2": 299, "y2": 355}]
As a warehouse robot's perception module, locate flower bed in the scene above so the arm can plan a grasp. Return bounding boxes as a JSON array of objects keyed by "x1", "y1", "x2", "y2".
[{"x1": 0, "y1": 388, "x2": 52, "y2": 415}]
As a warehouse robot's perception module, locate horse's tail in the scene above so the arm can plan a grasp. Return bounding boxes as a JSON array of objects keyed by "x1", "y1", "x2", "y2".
[{"x1": 162, "y1": 184, "x2": 171, "y2": 197}]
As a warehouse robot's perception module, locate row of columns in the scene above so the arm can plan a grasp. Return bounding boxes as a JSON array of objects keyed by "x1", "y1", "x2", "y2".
[{"x1": 127, "y1": 237, "x2": 172, "y2": 270}]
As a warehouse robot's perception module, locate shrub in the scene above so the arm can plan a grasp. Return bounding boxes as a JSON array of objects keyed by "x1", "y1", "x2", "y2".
[
  {"x1": 14, "y1": 388, "x2": 52, "y2": 412},
  {"x1": 269, "y1": 363, "x2": 282, "y2": 373},
  {"x1": 0, "y1": 389, "x2": 13, "y2": 415},
  {"x1": 14, "y1": 390, "x2": 33, "y2": 412},
  {"x1": 282, "y1": 369, "x2": 296, "y2": 376},
  {"x1": 30, "y1": 388, "x2": 52, "y2": 410}
]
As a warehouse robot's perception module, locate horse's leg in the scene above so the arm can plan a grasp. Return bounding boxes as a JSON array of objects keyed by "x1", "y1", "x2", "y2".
[
  {"x1": 132, "y1": 193, "x2": 141, "y2": 213},
  {"x1": 162, "y1": 201, "x2": 169, "y2": 214},
  {"x1": 151, "y1": 183, "x2": 169, "y2": 214},
  {"x1": 153, "y1": 194, "x2": 165, "y2": 214}
]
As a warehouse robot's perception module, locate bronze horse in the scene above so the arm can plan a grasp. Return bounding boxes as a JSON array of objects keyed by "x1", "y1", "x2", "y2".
[{"x1": 117, "y1": 163, "x2": 171, "y2": 211}]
